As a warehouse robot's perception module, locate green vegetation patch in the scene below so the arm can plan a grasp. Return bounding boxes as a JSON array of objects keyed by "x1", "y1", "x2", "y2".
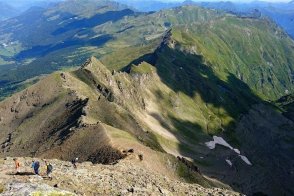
[{"x1": 130, "y1": 62, "x2": 155, "y2": 74}]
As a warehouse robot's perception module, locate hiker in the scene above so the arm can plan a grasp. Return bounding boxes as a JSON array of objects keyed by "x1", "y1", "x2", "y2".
[
  {"x1": 71, "y1": 157, "x2": 78, "y2": 169},
  {"x1": 45, "y1": 160, "x2": 53, "y2": 180},
  {"x1": 13, "y1": 158, "x2": 20, "y2": 174},
  {"x1": 31, "y1": 161, "x2": 35, "y2": 173},
  {"x1": 32, "y1": 160, "x2": 40, "y2": 175}
]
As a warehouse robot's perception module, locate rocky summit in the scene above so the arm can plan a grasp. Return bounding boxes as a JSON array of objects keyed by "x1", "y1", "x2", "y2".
[{"x1": 0, "y1": 157, "x2": 241, "y2": 196}]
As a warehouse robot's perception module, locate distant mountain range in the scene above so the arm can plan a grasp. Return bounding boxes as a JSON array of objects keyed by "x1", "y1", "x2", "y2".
[
  {"x1": 1, "y1": 0, "x2": 293, "y2": 38},
  {"x1": 121, "y1": 0, "x2": 294, "y2": 39},
  {"x1": 0, "y1": 0, "x2": 64, "y2": 21},
  {"x1": 198, "y1": 1, "x2": 294, "y2": 38},
  {"x1": 0, "y1": 0, "x2": 62, "y2": 12},
  {"x1": 0, "y1": 2, "x2": 19, "y2": 20}
]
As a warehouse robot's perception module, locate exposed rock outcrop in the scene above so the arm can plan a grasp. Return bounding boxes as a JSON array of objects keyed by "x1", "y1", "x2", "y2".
[{"x1": 0, "y1": 157, "x2": 241, "y2": 196}]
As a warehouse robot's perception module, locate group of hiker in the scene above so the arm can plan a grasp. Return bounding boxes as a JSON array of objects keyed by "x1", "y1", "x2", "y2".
[
  {"x1": 13, "y1": 158, "x2": 53, "y2": 179},
  {"x1": 13, "y1": 157, "x2": 79, "y2": 179}
]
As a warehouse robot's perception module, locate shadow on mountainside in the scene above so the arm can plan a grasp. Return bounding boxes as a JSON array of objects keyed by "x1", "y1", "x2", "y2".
[
  {"x1": 52, "y1": 9, "x2": 135, "y2": 36},
  {"x1": 126, "y1": 38, "x2": 294, "y2": 195},
  {"x1": 153, "y1": 45, "x2": 261, "y2": 118},
  {"x1": 15, "y1": 35, "x2": 113, "y2": 60},
  {"x1": 16, "y1": 9, "x2": 136, "y2": 59}
]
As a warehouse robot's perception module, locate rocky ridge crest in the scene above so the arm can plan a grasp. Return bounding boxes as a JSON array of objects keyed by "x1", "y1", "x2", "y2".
[{"x1": 0, "y1": 157, "x2": 241, "y2": 196}]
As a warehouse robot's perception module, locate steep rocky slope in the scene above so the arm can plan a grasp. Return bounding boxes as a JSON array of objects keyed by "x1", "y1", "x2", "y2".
[
  {"x1": 0, "y1": 53, "x2": 293, "y2": 195},
  {"x1": 0, "y1": 57, "x2": 224, "y2": 190},
  {"x1": 0, "y1": 157, "x2": 241, "y2": 195}
]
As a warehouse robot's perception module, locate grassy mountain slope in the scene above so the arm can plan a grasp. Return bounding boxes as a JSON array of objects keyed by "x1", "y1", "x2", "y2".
[
  {"x1": 0, "y1": 0, "x2": 131, "y2": 75},
  {"x1": 1, "y1": 51, "x2": 293, "y2": 195},
  {"x1": 160, "y1": 7, "x2": 294, "y2": 100},
  {"x1": 122, "y1": 0, "x2": 294, "y2": 39},
  {"x1": 102, "y1": 6, "x2": 294, "y2": 102},
  {"x1": 0, "y1": 57, "x2": 226, "y2": 189},
  {"x1": 133, "y1": 29, "x2": 294, "y2": 195},
  {"x1": 1, "y1": 4, "x2": 294, "y2": 102},
  {"x1": 0, "y1": 0, "x2": 166, "y2": 100},
  {"x1": 0, "y1": 5, "x2": 294, "y2": 195},
  {"x1": 198, "y1": 1, "x2": 294, "y2": 39}
]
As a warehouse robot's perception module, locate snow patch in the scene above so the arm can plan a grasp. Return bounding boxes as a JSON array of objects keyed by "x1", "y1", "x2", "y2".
[
  {"x1": 206, "y1": 136, "x2": 252, "y2": 166},
  {"x1": 233, "y1": 148, "x2": 240, "y2": 154},
  {"x1": 225, "y1": 159, "x2": 233, "y2": 167},
  {"x1": 205, "y1": 136, "x2": 233, "y2": 150},
  {"x1": 239, "y1": 155, "x2": 252, "y2": 165},
  {"x1": 205, "y1": 141, "x2": 216, "y2": 149}
]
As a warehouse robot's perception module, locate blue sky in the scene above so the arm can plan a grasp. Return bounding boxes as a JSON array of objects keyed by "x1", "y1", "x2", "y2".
[
  {"x1": 156, "y1": 0, "x2": 291, "y2": 2},
  {"x1": 7, "y1": 0, "x2": 291, "y2": 2},
  {"x1": 3, "y1": 0, "x2": 291, "y2": 3}
]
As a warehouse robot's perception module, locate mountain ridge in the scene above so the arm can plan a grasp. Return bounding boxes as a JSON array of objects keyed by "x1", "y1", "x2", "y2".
[
  {"x1": 0, "y1": 3, "x2": 294, "y2": 195},
  {"x1": 1, "y1": 49, "x2": 293, "y2": 195},
  {"x1": 1, "y1": 4, "x2": 294, "y2": 102},
  {"x1": 120, "y1": 0, "x2": 294, "y2": 38},
  {"x1": 1, "y1": 55, "x2": 239, "y2": 194}
]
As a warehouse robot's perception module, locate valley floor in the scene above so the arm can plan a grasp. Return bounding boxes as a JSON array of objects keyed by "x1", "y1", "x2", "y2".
[{"x1": 0, "y1": 157, "x2": 241, "y2": 196}]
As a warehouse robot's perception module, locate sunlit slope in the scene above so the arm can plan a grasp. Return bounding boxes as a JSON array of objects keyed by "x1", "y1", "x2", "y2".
[
  {"x1": 2, "y1": 5, "x2": 294, "y2": 102},
  {"x1": 1, "y1": 54, "x2": 293, "y2": 195},
  {"x1": 0, "y1": 57, "x2": 231, "y2": 189},
  {"x1": 158, "y1": 6, "x2": 294, "y2": 100},
  {"x1": 99, "y1": 6, "x2": 294, "y2": 101}
]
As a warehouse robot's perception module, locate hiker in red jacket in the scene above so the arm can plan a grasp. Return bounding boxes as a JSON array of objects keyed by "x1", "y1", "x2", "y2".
[{"x1": 13, "y1": 158, "x2": 20, "y2": 174}]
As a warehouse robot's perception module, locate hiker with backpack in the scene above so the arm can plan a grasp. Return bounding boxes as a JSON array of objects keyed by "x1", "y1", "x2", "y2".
[
  {"x1": 31, "y1": 160, "x2": 40, "y2": 175},
  {"x1": 13, "y1": 158, "x2": 20, "y2": 174},
  {"x1": 71, "y1": 157, "x2": 78, "y2": 169},
  {"x1": 45, "y1": 160, "x2": 53, "y2": 180}
]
